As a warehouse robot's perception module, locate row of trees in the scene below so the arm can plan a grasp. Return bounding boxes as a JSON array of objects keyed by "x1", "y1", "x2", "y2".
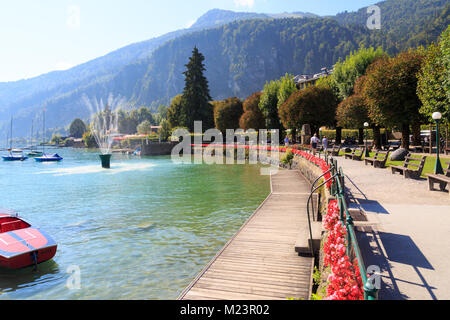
[
  {"x1": 100, "y1": 25, "x2": 449, "y2": 149},
  {"x1": 213, "y1": 25, "x2": 448, "y2": 149},
  {"x1": 69, "y1": 103, "x2": 171, "y2": 143},
  {"x1": 332, "y1": 26, "x2": 449, "y2": 149}
]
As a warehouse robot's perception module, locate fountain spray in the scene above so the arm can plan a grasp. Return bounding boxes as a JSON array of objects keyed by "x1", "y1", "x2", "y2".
[{"x1": 83, "y1": 94, "x2": 126, "y2": 169}]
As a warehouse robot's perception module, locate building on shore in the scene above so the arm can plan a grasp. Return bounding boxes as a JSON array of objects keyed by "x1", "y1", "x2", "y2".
[{"x1": 294, "y1": 67, "x2": 333, "y2": 90}]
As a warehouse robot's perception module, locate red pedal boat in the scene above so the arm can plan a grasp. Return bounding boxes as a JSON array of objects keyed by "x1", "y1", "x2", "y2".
[{"x1": 0, "y1": 209, "x2": 57, "y2": 269}]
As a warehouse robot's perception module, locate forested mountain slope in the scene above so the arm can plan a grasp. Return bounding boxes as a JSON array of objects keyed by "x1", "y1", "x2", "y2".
[{"x1": 1, "y1": 0, "x2": 448, "y2": 137}]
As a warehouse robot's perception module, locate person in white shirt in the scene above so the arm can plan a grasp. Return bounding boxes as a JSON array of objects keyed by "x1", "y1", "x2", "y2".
[
  {"x1": 322, "y1": 136, "x2": 328, "y2": 151},
  {"x1": 311, "y1": 134, "x2": 320, "y2": 155}
]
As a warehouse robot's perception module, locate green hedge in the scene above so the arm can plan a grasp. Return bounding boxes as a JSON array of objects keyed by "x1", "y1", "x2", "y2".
[{"x1": 320, "y1": 129, "x2": 388, "y2": 140}]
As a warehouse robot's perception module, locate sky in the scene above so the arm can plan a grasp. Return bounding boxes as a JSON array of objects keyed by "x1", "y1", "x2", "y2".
[{"x1": 0, "y1": 0, "x2": 378, "y2": 82}]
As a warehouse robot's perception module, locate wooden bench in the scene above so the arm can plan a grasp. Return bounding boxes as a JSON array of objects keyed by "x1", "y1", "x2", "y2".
[
  {"x1": 426, "y1": 161, "x2": 450, "y2": 197},
  {"x1": 365, "y1": 151, "x2": 389, "y2": 168},
  {"x1": 344, "y1": 147, "x2": 363, "y2": 161},
  {"x1": 391, "y1": 154, "x2": 427, "y2": 179},
  {"x1": 326, "y1": 144, "x2": 341, "y2": 157}
]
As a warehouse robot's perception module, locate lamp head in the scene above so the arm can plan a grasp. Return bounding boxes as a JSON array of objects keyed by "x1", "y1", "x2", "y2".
[
  {"x1": 364, "y1": 122, "x2": 369, "y2": 128},
  {"x1": 432, "y1": 112, "x2": 442, "y2": 121}
]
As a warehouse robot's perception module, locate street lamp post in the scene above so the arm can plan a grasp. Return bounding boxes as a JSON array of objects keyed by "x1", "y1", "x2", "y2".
[
  {"x1": 364, "y1": 122, "x2": 370, "y2": 157},
  {"x1": 432, "y1": 112, "x2": 444, "y2": 175}
]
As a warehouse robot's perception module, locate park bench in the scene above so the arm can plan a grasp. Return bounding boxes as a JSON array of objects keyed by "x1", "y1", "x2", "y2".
[
  {"x1": 426, "y1": 161, "x2": 450, "y2": 197},
  {"x1": 344, "y1": 147, "x2": 363, "y2": 161},
  {"x1": 326, "y1": 144, "x2": 341, "y2": 157},
  {"x1": 391, "y1": 154, "x2": 427, "y2": 179},
  {"x1": 446, "y1": 148, "x2": 450, "y2": 155},
  {"x1": 364, "y1": 150, "x2": 390, "y2": 168}
]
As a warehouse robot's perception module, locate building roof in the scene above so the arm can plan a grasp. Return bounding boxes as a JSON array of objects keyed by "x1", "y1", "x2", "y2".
[{"x1": 294, "y1": 67, "x2": 333, "y2": 85}]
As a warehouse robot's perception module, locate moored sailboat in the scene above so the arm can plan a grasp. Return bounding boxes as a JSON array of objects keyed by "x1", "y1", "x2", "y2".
[
  {"x1": 34, "y1": 109, "x2": 63, "y2": 162},
  {"x1": 27, "y1": 119, "x2": 43, "y2": 157},
  {"x1": 2, "y1": 117, "x2": 28, "y2": 161}
]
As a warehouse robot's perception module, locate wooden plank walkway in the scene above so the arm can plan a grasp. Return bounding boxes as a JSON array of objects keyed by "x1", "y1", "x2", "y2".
[{"x1": 178, "y1": 169, "x2": 314, "y2": 300}]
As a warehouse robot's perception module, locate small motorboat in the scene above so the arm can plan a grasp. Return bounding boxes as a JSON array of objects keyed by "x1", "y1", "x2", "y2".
[
  {"x1": 27, "y1": 150, "x2": 44, "y2": 157},
  {"x1": 34, "y1": 153, "x2": 63, "y2": 162},
  {"x1": 0, "y1": 209, "x2": 57, "y2": 269}
]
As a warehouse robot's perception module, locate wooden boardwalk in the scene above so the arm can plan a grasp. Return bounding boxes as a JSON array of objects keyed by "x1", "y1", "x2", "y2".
[{"x1": 178, "y1": 169, "x2": 314, "y2": 300}]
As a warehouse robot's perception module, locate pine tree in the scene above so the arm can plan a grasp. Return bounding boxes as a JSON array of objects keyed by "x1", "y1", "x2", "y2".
[{"x1": 180, "y1": 47, "x2": 214, "y2": 131}]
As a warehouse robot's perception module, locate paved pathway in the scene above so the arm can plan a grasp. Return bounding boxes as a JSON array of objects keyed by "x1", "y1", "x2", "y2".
[
  {"x1": 178, "y1": 169, "x2": 314, "y2": 300},
  {"x1": 336, "y1": 157, "x2": 450, "y2": 300}
]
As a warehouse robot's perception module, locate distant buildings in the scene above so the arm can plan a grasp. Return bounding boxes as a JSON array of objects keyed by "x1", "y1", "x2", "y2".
[{"x1": 294, "y1": 67, "x2": 333, "y2": 90}]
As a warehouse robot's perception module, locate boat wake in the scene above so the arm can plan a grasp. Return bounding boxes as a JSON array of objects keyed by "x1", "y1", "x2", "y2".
[{"x1": 36, "y1": 162, "x2": 156, "y2": 176}]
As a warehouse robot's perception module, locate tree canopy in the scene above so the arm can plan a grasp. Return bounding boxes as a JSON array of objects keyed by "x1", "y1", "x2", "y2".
[
  {"x1": 167, "y1": 95, "x2": 184, "y2": 130},
  {"x1": 336, "y1": 95, "x2": 369, "y2": 129},
  {"x1": 180, "y1": 47, "x2": 214, "y2": 131},
  {"x1": 441, "y1": 26, "x2": 450, "y2": 102},
  {"x1": 332, "y1": 46, "x2": 387, "y2": 101},
  {"x1": 137, "y1": 120, "x2": 153, "y2": 135},
  {"x1": 278, "y1": 85, "x2": 338, "y2": 135},
  {"x1": 277, "y1": 74, "x2": 298, "y2": 108},
  {"x1": 240, "y1": 92, "x2": 265, "y2": 131},
  {"x1": 117, "y1": 107, "x2": 155, "y2": 134},
  {"x1": 363, "y1": 49, "x2": 424, "y2": 148},
  {"x1": 259, "y1": 79, "x2": 281, "y2": 131},
  {"x1": 69, "y1": 118, "x2": 87, "y2": 138},
  {"x1": 213, "y1": 97, "x2": 244, "y2": 133},
  {"x1": 417, "y1": 28, "x2": 450, "y2": 124}
]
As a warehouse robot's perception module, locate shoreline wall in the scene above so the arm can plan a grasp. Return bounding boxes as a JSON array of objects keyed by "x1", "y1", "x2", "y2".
[{"x1": 141, "y1": 142, "x2": 178, "y2": 156}]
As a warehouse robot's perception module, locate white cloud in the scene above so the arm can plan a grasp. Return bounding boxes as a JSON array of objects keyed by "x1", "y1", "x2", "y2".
[
  {"x1": 67, "y1": 5, "x2": 81, "y2": 30},
  {"x1": 234, "y1": 0, "x2": 255, "y2": 8}
]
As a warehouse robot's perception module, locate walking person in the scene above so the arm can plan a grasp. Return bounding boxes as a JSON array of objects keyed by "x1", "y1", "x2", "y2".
[
  {"x1": 322, "y1": 136, "x2": 328, "y2": 152},
  {"x1": 284, "y1": 136, "x2": 290, "y2": 147},
  {"x1": 311, "y1": 134, "x2": 320, "y2": 155}
]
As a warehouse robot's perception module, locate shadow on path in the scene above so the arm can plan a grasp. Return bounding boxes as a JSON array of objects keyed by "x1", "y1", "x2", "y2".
[
  {"x1": 344, "y1": 174, "x2": 368, "y2": 200},
  {"x1": 358, "y1": 199, "x2": 390, "y2": 215},
  {"x1": 357, "y1": 228, "x2": 437, "y2": 300}
]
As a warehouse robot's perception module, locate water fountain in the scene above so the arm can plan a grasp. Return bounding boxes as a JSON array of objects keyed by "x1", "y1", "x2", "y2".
[{"x1": 83, "y1": 94, "x2": 126, "y2": 169}]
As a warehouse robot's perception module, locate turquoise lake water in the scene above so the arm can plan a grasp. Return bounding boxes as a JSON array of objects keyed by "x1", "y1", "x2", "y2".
[{"x1": 0, "y1": 148, "x2": 270, "y2": 299}]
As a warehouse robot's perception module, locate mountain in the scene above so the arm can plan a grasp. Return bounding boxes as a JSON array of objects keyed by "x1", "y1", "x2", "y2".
[
  {"x1": 190, "y1": 8, "x2": 318, "y2": 29},
  {"x1": 0, "y1": 0, "x2": 449, "y2": 138},
  {"x1": 0, "y1": 8, "x2": 319, "y2": 137},
  {"x1": 333, "y1": 0, "x2": 449, "y2": 52}
]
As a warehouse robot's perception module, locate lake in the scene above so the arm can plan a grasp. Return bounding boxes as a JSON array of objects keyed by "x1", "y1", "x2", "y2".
[{"x1": 0, "y1": 148, "x2": 270, "y2": 299}]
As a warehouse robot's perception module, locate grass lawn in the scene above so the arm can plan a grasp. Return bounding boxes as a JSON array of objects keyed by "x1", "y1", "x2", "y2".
[{"x1": 336, "y1": 150, "x2": 450, "y2": 178}]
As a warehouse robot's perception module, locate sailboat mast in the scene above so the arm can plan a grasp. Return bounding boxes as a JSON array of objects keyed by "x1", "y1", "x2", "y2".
[
  {"x1": 43, "y1": 110, "x2": 45, "y2": 154},
  {"x1": 30, "y1": 119, "x2": 34, "y2": 149},
  {"x1": 10, "y1": 117, "x2": 12, "y2": 150}
]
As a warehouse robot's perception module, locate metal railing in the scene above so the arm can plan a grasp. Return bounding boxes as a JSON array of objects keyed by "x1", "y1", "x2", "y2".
[
  {"x1": 306, "y1": 171, "x2": 338, "y2": 257},
  {"x1": 301, "y1": 147, "x2": 378, "y2": 300},
  {"x1": 329, "y1": 157, "x2": 378, "y2": 300},
  {"x1": 286, "y1": 147, "x2": 378, "y2": 299}
]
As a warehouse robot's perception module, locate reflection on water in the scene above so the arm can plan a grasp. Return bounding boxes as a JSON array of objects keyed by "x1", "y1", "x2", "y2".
[
  {"x1": 0, "y1": 260, "x2": 61, "y2": 295},
  {"x1": 0, "y1": 149, "x2": 270, "y2": 299}
]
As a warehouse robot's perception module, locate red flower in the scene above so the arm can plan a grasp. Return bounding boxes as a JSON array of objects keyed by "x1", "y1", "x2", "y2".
[{"x1": 323, "y1": 200, "x2": 364, "y2": 300}]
